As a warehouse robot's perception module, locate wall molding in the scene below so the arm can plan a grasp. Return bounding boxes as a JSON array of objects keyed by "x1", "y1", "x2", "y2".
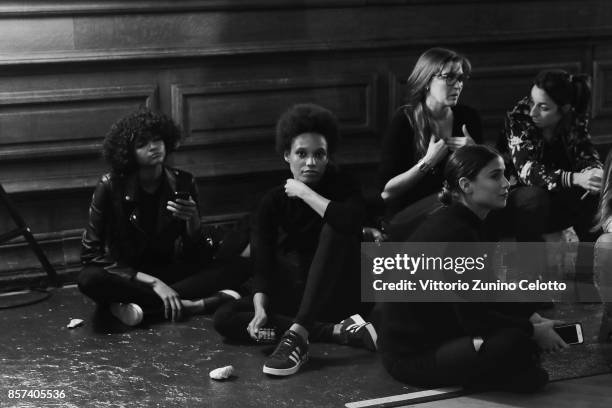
[
  {"x1": 0, "y1": 85, "x2": 158, "y2": 162},
  {"x1": 171, "y1": 75, "x2": 378, "y2": 148}
]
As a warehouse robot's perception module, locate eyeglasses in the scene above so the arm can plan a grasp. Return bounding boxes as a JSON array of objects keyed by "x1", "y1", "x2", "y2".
[{"x1": 434, "y1": 72, "x2": 470, "y2": 86}]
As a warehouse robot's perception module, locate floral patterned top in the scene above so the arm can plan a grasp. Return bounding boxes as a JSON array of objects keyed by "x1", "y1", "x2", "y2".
[{"x1": 503, "y1": 96, "x2": 602, "y2": 191}]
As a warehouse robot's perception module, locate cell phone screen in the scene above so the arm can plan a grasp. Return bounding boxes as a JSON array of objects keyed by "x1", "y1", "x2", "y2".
[{"x1": 554, "y1": 323, "x2": 583, "y2": 344}]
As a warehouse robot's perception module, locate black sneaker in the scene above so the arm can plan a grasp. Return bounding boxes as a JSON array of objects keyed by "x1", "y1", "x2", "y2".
[
  {"x1": 262, "y1": 330, "x2": 309, "y2": 376},
  {"x1": 335, "y1": 314, "x2": 378, "y2": 351}
]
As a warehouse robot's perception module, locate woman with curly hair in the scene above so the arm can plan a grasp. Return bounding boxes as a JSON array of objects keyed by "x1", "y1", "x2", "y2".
[
  {"x1": 78, "y1": 108, "x2": 245, "y2": 326},
  {"x1": 213, "y1": 103, "x2": 376, "y2": 377}
]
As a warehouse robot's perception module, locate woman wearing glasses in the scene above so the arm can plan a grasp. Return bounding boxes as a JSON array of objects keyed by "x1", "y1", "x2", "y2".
[{"x1": 379, "y1": 47, "x2": 483, "y2": 240}]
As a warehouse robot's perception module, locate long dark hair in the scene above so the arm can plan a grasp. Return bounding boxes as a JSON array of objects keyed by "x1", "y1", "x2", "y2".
[
  {"x1": 403, "y1": 47, "x2": 472, "y2": 159},
  {"x1": 595, "y1": 150, "x2": 612, "y2": 231},
  {"x1": 439, "y1": 145, "x2": 501, "y2": 205},
  {"x1": 533, "y1": 70, "x2": 591, "y2": 136}
]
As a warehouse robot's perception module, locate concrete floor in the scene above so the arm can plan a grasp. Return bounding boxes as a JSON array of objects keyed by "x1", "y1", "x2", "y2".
[{"x1": 0, "y1": 286, "x2": 610, "y2": 408}]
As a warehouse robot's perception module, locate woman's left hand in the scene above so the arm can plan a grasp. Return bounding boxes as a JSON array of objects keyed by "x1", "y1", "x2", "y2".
[
  {"x1": 447, "y1": 125, "x2": 476, "y2": 151},
  {"x1": 285, "y1": 179, "x2": 311, "y2": 199}
]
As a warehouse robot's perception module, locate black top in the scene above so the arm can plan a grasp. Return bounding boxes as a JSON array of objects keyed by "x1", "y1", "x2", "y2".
[
  {"x1": 380, "y1": 203, "x2": 535, "y2": 358},
  {"x1": 251, "y1": 166, "x2": 365, "y2": 295},
  {"x1": 80, "y1": 167, "x2": 212, "y2": 280},
  {"x1": 378, "y1": 105, "x2": 483, "y2": 215}
]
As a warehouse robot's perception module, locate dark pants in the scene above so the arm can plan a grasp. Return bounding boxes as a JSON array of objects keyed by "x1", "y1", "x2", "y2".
[
  {"x1": 487, "y1": 185, "x2": 600, "y2": 282},
  {"x1": 487, "y1": 185, "x2": 599, "y2": 242},
  {"x1": 383, "y1": 328, "x2": 547, "y2": 392},
  {"x1": 385, "y1": 194, "x2": 442, "y2": 241},
  {"x1": 78, "y1": 257, "x2": 250, "y2": 314},
  {"x1": 214, "y1": 224, "x2": 371, "y2": 342}
]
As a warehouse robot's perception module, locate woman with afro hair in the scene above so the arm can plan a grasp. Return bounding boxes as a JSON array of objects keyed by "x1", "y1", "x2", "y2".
[
  {"x1": 213, "y1": 103, "x2": 376, "y2": 377},
  {"x1": 78, "y1": 108, "x2": 246, "y2": 326}
]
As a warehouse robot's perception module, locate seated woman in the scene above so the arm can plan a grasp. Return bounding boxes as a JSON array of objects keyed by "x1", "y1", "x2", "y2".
[
  {"x1": 380, "y1": 145, "x2": 567, "y2": 392},
  {"x1": 78, "y1": 108, "x2": 247, "y2": 326},
  {"x1": 594, "y1": 150, "x2": 612, "y2": 342},
  {"x1": 213, "y1": 103, "x2": 376, "y2": 377},
  {"x1": 379, "y1": 47, "x2": 483, "y2": 240},
  {"x1": 495, "y1": 70, "x2": 602, "y2": 244}
]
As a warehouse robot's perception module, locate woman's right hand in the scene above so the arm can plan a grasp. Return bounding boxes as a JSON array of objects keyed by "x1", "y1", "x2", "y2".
[
  {"x1": 532, "y1": 319, "x2": 569, "y2": 352},
  {"x1": 423, "y1": 136, "x2": 449, "y2": 166},
  {"x1": 151, "y1": 279, "x2": 183, "y2": 322},
  {"x1": 573, "y1": 168, "x2": 603, "y2": 194},
  {"x1": 247, "y1": 310, "x2": 268, "y2": 340},
  {"x1": 248, "y1": 292, "x2": 269, "y2": 340}
]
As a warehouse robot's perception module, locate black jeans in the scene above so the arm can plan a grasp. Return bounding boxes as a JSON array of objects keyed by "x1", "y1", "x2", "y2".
[
  {"x1": 487, "y1": 185, "x2": 600, "y2": 283},
  {"x1": 385, "y1": 194, "x2": 442, "y2": 241},
  {"x1": 487, "y1": 185, "x2": 599, "y2": 242},
  {"x1": 214, "y1": 224, "x2": 371, "y2": 341},
  {"x1": 383, "y1": 328, "x2": 547, "y2": 392},
  {"x1": 78, "y1": 257, "x2": 250, "y2": 314}
]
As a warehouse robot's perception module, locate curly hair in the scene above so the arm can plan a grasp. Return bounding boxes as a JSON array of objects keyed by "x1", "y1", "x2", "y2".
[
  {"x1": 102, "y1": 108, "x2": 183, "y2": 175},
  {"x1": 275, "y1": 103, "x2": 339, "y2": 156}
]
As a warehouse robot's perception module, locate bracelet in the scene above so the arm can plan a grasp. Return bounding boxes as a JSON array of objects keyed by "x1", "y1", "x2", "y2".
[{"x1": 417, "y1": 160, "x2": 433, "y2": 174}]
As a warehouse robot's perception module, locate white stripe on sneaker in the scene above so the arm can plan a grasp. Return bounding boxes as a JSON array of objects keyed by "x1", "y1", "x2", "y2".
[{"x1": 350, "y1": 314, "x2": 366, "y2": 325}]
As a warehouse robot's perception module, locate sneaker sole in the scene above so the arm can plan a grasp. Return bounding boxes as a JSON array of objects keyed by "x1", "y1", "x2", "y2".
[
  {"x1": 262, "y1": 354, "x2": 308, "y2": 376},
  {"x1": 109, "y1": 303, "x2": 143, "y2": 326},
  {"x1": 362, "y1": 323, "x2": 378, "y2": 351}
]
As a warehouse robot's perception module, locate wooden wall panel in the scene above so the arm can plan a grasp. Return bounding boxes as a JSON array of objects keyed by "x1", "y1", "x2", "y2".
[{"x1": 1, "y1": 0, "x2": 612, "y2": 287}]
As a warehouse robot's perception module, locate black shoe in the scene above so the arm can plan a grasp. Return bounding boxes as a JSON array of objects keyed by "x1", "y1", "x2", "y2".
[
  {"x1": 335, "y1": 314, "x2": 378, "y2": 351},
  {"x1": 263, "y1": 330, "x2": 309, "y2": 376}
]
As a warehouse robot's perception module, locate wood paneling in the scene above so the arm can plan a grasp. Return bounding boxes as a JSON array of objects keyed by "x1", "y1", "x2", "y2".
[{"x1": 1, "y1": 0, "x2": 611, "y2": 286}]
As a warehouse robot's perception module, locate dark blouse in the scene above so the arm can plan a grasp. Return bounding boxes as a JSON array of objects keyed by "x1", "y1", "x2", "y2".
[
  {"x1": 380, "y1": 203, "x2": 535, "y2": 357},
  {"x1": 379, "y1": 105, "x2": 483, "y2": 215},
  {"x1": 251, "y1": 166, "x2": 365, "y2": 295}
]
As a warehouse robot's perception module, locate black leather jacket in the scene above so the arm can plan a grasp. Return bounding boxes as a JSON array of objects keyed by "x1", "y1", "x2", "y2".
[{"x1": 80, "y1": 166, "x2": 212, "y2": 280}]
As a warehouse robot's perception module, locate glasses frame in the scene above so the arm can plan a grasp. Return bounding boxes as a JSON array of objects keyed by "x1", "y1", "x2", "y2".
[{"x1": 434, "y1": 72, "x2": 470, "y2": 86}]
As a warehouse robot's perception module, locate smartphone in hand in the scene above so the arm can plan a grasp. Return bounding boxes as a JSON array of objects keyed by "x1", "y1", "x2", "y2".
[
  {"x1": 174, "y1": 191, "x2": 190, "y2": 201},
  {"x1": 554, "y1": 322, "x2": 584, "y2": 345}
]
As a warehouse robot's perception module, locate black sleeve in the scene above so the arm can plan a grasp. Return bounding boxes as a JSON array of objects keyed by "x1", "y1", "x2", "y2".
[
  {"x1": 378, "y1": 109, "x2": 416, "y2": 192},
  {"x1": 323, "y1": 175, "x2": 366, "y2": 235},
  {"x1": 80, "y1": 176, "x2": 138, "y2": 280},
  {"x1": 251, "y1": 190, "x2": 280, "y2": 295}
]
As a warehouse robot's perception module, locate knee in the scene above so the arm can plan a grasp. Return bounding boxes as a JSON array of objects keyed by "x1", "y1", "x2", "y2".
[
  {"x1": 77, "y1": 265, "x2": 105, "y2": 296},
  {"x1": 485, "y1": 327, "x2": 535, "y2": 360},
  {"x1": 596, "y1": 232, "x2": 612, "y2": 246},
  {"x1": 511, "y1": 187, "x2": 550, "y2": 217},
  {"x1": 212, "y1": 301, "x2": 236, "y2": 338},
  {"x1": 318, "y1": 223, "x2": 358, "y2": 247}
]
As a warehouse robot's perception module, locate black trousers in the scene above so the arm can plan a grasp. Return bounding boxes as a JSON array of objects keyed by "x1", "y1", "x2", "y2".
[
  {"x1": 383, "y1": 328, "x2": 547, "y2": 392},
  {"x1": 487, "y1": 185, "x2": 600, "y2": 283},
  {"x1": 214, "y1": 224, "x2": 371, "y2": 341},
  {"x1": 385, "y1": 194, "x2": 441, "y2": 241},
  {"x1": 78, "y1": 257, "x2": 250, "y2": 314},
  {"x1": 487, "y1": 185, "x2": 599, "y2": 242}
]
